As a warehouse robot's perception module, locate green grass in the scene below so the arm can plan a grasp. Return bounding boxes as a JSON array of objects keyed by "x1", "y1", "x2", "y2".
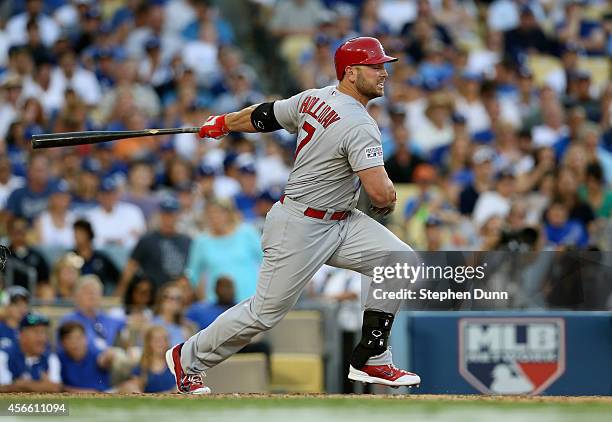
[{"x1": 2, "y1": 395, "x2": 611, "y2": 422}]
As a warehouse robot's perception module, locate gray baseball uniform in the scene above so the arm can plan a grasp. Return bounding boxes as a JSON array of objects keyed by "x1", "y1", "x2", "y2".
[{"x1": 180, "y1": 86, "x2": 415, "y2": 374}]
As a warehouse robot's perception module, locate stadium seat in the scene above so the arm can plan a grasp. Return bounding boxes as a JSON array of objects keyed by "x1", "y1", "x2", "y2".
[
  {"x1": 577, "y1": 56, "x2": 610, "y2": 90},
  {"x1": 527, "y1": 55, "x2": 563, "y2": 87},
  {"x1": 266, "y1": 310, "x2": 323, "y2": 354},
  {"x1": 270, "y1": 353, "x2": 324, "y2": 393},
  {"x1": 204, "y1": 353, "x2": 269, "y2": 393}
]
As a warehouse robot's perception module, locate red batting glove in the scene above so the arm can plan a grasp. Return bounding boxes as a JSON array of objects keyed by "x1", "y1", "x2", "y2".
[{"x1": 198, "y1": 115, "x2": 229, "y2": 139}]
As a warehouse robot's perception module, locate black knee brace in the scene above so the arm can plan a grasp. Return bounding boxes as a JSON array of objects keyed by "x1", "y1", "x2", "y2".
[{"x1": 350, "y1": 310, "x2": 394, "y2": 368}]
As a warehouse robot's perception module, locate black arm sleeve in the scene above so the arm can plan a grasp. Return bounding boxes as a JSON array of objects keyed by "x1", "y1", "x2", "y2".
[{"x1": 251, "y1": 102, "x2": 283, "y2": 133}]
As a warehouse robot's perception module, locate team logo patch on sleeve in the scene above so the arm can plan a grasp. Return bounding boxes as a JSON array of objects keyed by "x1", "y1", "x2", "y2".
[{"x1": 365, "y1": 146, "x2": 383, "y2": 160}]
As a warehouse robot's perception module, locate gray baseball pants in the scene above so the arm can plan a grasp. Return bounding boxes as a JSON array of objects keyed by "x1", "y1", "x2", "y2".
[{"x1": 180, "y1": 196, "x2": 416, "y2": 373}]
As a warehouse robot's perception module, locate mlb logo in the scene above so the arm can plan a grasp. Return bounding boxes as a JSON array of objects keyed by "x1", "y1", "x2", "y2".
[{"x1": 458, "y1": 318, "x2": 565, "y2": 395}]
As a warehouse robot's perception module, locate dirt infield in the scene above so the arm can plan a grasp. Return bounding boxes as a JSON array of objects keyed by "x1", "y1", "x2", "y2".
[{"x1": 2, "y1": 393, "x2": 611, "y2": 403}]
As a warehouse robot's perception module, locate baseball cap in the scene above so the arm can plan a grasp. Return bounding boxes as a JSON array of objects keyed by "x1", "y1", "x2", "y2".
[
  {"x1": 100, "y1": 177, "x2": 118, "y2": 192},
  {"x1": 239, "y1": 163, "x2": 256, "y2": 175},
  {"x1": 145, "y1": 37, "x2": 161, "y2": 51},
  {"x1": 461, "y1": 71, "x2": 482, "y2": 82},
  {"x1": 472, "y1": 146, "x2": 496, "y2": 165},
  {"x1": 159, "y1": 195, "x2": 181, "y2": 213},
  {"x1": 198, "y1": 163, "x2": 216, "y2": 177},
  {"x1": 495, "y1": 168, "x2": 516, "y2": 181},
  {"x1": 451, "y1": 112, "x2": 467, "y2": 125},
  {"x1": 2, "y1": 286, "x2": 30, "y2": 306},
  {"x1": 175, "y1": 181, "x2": 194, "y2": 193},
  {"x1": 19, "y1": 312, "x2": 50, "y2": 330},
  {"x1": 257, "y1": 190, "x2": 281, "y2": 203},
  {"x1": 518, "y1": 67, "x2": 534, "y2": 79},
  {"x1": 1, "y1": 73, "x2": 23, "y2": 89},
  {"x1": 425, "y1": 215, "x2": 443, "y2": 227},
  {"x1": 50, "y1": 179, "x2": 71, "y2": 195}
]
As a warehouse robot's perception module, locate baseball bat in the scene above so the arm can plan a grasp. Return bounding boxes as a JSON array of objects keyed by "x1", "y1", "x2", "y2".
[{"x1": 31, "y1": 127, "x2": 200, "y2": 149}]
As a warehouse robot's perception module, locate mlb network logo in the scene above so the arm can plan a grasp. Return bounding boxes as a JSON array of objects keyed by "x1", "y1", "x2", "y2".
[{"x1": 458, "y1": 318, "x2": 566, "y2": 395}]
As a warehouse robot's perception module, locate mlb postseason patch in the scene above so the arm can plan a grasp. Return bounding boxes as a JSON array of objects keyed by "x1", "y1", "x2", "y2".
[{"x1": 365, "y1": 146, "x2": 383, "y2": 160}]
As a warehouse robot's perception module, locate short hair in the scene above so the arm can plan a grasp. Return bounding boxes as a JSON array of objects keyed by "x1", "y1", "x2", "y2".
[
  {"x1": 75, "y1": 274, "x2": 103, "y2": 295},
  {"x1": 58, "y1": 321, "x2": 85, "y2": 341},
  {"x1": 73, "y1": 219, "x2": 95, "y2": 240},
  {"x1": 586, "y1": 162, "x2": 604, "y2": 183}
]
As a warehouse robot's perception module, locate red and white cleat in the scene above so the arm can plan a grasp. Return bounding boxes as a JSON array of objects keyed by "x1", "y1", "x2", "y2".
[
  {"x1": 348, "y1": 364, "x2": 421, "y2": 388},
  {"x1": 165, "y1": 343, "x2": 211, "y2": 394}
]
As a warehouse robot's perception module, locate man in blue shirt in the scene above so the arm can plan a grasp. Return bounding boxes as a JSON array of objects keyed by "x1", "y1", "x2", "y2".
[
  {"x1": 5, "y1": 153, "x2": 55, "y2": 223},
  {"x1": 0, "y1": 286, "x2": 30, "y2": 351},
  {"x1": 0, "y1": 313, "x2": 61, "y2": 392},
  {"x1": 60, "y1": 276, "x2": 126, "y2": 351},
  {"x1": 57, "y1": 321, "x2": 113, "y2": 392},
  {"x1": 186, "y1": 276, "x2": 236, "y2": 330}
]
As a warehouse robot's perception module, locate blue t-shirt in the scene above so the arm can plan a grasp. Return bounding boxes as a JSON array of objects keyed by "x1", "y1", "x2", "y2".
[
  {"x1": 59, "y1": 311, "x2": 125, "y2": 351},
  {"x1": 544, "y1": 220, "x2": 588, "y2": 248},
  {"x1": 185, "y1": 302, "x2": 232, "y2": 330},
  {"x1": 0, "y1": 346, "x2": 60, "y2": 384},
  {"x1": 150, "y1": 317, "x2": 186, "y2": 348},
  {"x1": 0, "y1": 322, "x2": 18, "y2": 351},
  {"x1": 58, "y1": 347, "x2": 110, "y2": 391},
  {"x1": 233, "y1": 193, "x2": 258, "y2": 221},
  {"x1": 5, "y1": 184, "x2": 54, "y2": 221},
  {"x1": 132, "y1": 365, "x2": 176, "y2": 393}
]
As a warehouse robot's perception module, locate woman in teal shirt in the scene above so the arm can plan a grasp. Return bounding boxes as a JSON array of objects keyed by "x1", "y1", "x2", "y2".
[
  {"x1": 186, "y1": 200, "x2": 263, "y2": 302},
  {"x1": 579, "y1": 163, "x2": 612, "y2": 218}
]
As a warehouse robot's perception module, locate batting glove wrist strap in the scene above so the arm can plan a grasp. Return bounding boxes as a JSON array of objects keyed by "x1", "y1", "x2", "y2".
[{"x1": 198, "y1": 115, "x2": 229, "y2": 139}]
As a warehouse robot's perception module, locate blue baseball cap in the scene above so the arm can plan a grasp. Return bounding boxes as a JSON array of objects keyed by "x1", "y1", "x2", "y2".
[
  {"x1": 145, "y1": 37, "x2": 161, "y2": 51},
  {"x1": 258, "y1": 190, "x2": 281, "y2": 203},
  {"x1": 198, "y1": 163, "x2": 216, "y2": 177},
  {"x1": 100, "y1": 177, "x2": 119, "y2": 192},
  {"x1": 50, "y1": 179, "x2": 71, "y2": 195},
  {"x1": 461, "y1": 71, "x2": 482, "y2": 82},
  {"x1": 239, "y1": 163, "x2": 256, "y2": 175},
  {"x1": 425, "y1": 215, "x2": 443, "y2": 227},
  {"x1": 159, "y1": 195, "x2": 181, "y2": 213},
  {"x1": 20, "y1": 312, "x2": 49, "y2": 330},
  {"x1": 451, "y1": 112, "x2": 467, "y2": 124}
]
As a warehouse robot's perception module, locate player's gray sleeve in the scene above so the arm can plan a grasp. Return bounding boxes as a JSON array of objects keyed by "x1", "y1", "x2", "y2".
[
  {"x1": 344, "y1": 123, "x2": 385, "y2": 172},
  {"x1": 273, "y1": 91, "x2": 306, "y2": 134}
]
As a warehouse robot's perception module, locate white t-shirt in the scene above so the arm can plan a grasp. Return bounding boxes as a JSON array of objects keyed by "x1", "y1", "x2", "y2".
[
  {"x1": 531, "y1": 125, "x2": 569, "y2": 147},
  {"x1": 455, "y1": 97, "x2": 491, "y2": 134},
  {"x1": 86, "y1": 202, "x2": 146, "y2": 250},
  {"x1": 182, "y1": 41, "x2": 219, "y2": 84},
  {"x1": 412, "y1": 118, "x2": 454, "y2": 154},
  {"x1": 49, "y1": 67, "x2": 102, "y2": 106},
  {"x1": 37, "y1": 211, "x2": 76, "y2": 249},
  {"x1": 6, "y1": 13, "x2": 60, "y2": 47}
]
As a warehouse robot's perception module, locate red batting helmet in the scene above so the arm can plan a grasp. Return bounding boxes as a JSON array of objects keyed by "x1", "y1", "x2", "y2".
[{"x1": 334, "y1": 37, "x2": 398, "y2": 80}]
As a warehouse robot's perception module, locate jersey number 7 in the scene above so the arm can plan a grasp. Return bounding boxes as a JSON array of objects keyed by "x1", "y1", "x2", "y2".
[{"x1": 294, "y1": 122, "x2": 316, "y2": 159}]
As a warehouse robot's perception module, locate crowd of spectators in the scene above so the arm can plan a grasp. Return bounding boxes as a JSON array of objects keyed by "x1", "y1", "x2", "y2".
[{"x1": 0, "y1": 0, "x2": 611, "y2": 391}]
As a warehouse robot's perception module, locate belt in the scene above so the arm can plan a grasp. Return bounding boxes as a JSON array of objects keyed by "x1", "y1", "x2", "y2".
[{"x1": 280, "y1": 194, "x2": 351, "y2": 221}]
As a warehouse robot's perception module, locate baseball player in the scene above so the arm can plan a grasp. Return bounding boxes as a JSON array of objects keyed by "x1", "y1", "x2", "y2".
[{"x1": 166, "y1": 37, "x2": 421, "y2": 394}]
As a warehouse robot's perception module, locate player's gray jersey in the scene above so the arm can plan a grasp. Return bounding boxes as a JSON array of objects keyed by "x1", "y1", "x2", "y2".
[{"x1": 273, "y1": 85, "x2": 384, "y2": 210}]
